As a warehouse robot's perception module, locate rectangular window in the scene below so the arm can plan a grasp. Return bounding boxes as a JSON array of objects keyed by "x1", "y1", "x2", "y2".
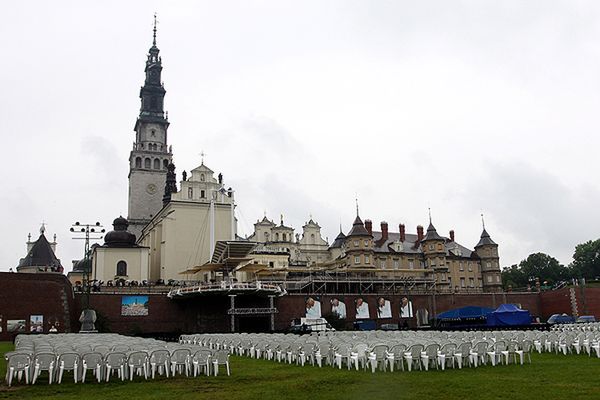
[
  {"x1": 459, "y1": 262, "x2": 464, "y2": 271},
  {"x1": 200, "y1": 190, "x2": 205, "y2": 198},
  {"x1": 460, "y1": 277, "x2": 466, "y2": 287},
  {"x1": 364, "y1": 239, "x2": 369, "y2": 246},
  {"x1": 409, "y1": 260, "x2": 414, "y2": 269},
  {"x1": 354, "y1": 256, "x2": 360, "y2": 264},
  {"x1": 496, "y1": 275, "x2": 501, "y2": 283},
  {"x1": 380, "y1": 260, "x2": 386, "y2": 269},
  {"x1": 486, "y1": 262, "x2": 491, "y2": 270},
  {"x1": 487, "y1": 275, "x2": 492, "y2": 283},
  {"x1": 468, "y1": 262, "x2": 473, "y2": 272},
  {"x1": 393, "y1": 260, "x2": 399, "y2": 270},
  {"x1": 354, "y1": 240, "x2": 359, "y2": 247},
  {"x1": 469, "y1": 277, "x2": 474, "y2": 287},
  {"x1": 365, "y1": 256, "x2": 370, "y2": 264}
]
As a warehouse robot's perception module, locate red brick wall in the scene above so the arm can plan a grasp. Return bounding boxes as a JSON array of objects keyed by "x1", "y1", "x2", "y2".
[
  {"x1": 273, "y1": 292, "x2": 542, "y2": 331},
  {"x1": 540, "y1": 287, "x2": 600, "y2": 318},
  {"x1": 0, "y1": 272, "x2": 76, "y2": 342}
]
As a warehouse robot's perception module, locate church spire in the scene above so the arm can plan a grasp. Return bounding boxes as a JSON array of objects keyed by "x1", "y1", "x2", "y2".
[{"x1": 153, "y1": 13, "x2": 158, "y2": 47}]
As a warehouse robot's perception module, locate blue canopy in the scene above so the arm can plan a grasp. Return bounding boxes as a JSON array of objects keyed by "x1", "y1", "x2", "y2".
[
  {"x1": 437, "y1": 306, "x2": 494, "y2": 321},
  {"x1": 486, "y1": 304, "x2": 531, "y2": 326}
]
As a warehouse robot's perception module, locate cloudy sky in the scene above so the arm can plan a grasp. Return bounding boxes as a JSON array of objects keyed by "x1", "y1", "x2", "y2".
[{"x1": 2, "y1": 1, "x2": 599, "y2": 272}]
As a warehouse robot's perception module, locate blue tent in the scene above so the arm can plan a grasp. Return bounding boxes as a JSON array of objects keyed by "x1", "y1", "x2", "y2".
[
  {"x1": 486, "y1": 304, "x2": 531, "y2": 326},
  {"x1": 437, "y1": 306, "x2": 494, "y2": 321}
]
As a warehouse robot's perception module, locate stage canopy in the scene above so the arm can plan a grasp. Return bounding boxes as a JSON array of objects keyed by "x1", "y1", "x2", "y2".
[{"x1": 486, "y1": 304, "x2": 531, "y2": 326}]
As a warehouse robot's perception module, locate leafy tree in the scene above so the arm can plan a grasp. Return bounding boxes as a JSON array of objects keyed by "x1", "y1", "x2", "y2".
[
  {"x1": 570, "y1": 239, "x2": 600, "y2": 280},
  {"x1": 501, "y1": 264, "x2": 526, "y2": 288},
  {"x1": 501, "y1": 252, "x2": 568, "y2": 288}
]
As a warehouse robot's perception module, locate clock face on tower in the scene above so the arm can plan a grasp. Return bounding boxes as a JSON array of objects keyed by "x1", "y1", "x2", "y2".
[{"x1": 146, "y1": 183, "x2": 157, "y2": 195}]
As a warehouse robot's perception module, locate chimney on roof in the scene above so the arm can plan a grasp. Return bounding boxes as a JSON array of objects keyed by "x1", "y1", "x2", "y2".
[
  {"x1": 364, "y1": 219, "x2": 373, "y2": 235},
  {"x1": 381, "y1": 221, "x2": 388, "y2": 241},
  {"x1": 399, "y1": 224, "x2": 406, "y2": 242},
  {"x1": 449, "y1": 230, "x2": 455, "y2": 242},
  {"x1": 417, "y1": 225, "x2": 424, "y2": 242}
]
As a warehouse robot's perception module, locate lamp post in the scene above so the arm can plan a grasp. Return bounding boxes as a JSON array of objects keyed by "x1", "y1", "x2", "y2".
[{"x1": 70, "y1": 221, "x2": 105, "y2": 309}]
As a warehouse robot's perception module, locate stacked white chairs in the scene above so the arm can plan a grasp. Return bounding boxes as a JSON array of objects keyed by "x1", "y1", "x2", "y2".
[{"x1": 5, "y1": 333, "x2": 232, "y2": 386}]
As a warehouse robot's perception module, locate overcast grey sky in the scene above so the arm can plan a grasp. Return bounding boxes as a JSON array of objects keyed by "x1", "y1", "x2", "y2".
[{"x1": 1, "y1": 1, "x2": 599, "y2": 272}]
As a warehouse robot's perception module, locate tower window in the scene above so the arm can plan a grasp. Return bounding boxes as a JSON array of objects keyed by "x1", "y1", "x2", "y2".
[
  {"x1": 116, "y1": 260, "x2": 127, "y2": 277},
  {"x1": 163, "y1": 160, "x2": 169, "y2": 169},
  {"x1": 153, "y1": 159, "x2": 160, "y2": 169},
  {"x1": 135, "y1": 157, "x2": 142, "y2": 168},
  {"x1": 144, "y1": 158, "x2": 151, "y2": 169}
]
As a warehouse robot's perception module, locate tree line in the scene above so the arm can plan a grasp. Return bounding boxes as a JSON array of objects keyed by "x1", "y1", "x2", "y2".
[{"x1": 501, "y1": 238, "x2": 600, "y2": 289}]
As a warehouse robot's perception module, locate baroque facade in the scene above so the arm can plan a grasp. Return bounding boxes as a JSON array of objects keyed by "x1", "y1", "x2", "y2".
[{"x1": 247, "y1": 214, "x2": 503, "y2": 292}]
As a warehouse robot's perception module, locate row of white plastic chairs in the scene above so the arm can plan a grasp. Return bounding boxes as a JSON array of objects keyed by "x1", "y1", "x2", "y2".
[
  {"x1": 5, "y1": 334, "x2": 231, "y2": 387},
  {"x1": 551, "y1": 322, "x2": 600, "y2": 332},
  {"x1": 181, "y1": 331, "x2": 537, "y2": 373}
]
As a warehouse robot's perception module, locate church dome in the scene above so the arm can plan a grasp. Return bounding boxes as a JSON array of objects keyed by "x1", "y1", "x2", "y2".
[{"x1": 104, "y1": 216, "x2": 137, "y2": 247}]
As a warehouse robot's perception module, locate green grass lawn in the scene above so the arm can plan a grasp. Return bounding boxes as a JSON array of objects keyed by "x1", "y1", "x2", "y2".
[{"x1": 1, "y1": 341, "x2": 599, "y2": 400}]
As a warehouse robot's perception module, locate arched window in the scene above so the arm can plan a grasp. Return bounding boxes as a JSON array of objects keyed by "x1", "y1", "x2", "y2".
[
  {"x1": 282, "y1": 233, "x2": 287, "y2": 242},
  {"x1": 116, "y1": 260, "x2": 127, "y2": 276},
  {"x1": 163, "y1": 160, "x2": 169, "y2": 169},
  {"x1": 311, "y1": 234, "x2": 315, "y2": 244},
  {"x1": 275, "y1": 233, "x2": 279, "y2": 241},
  {"x1": 144, "y1": 158, "x2": 151, "y2": 169},
  {"x1": 264, "y1": 232, "x2": 269, "y2": 241},
  {"x1": 135, "y1": 157, "x2": 142, "y2": 168},
  {"x1": 154, "y1": 159, "x2": 160, "y2": 169}
]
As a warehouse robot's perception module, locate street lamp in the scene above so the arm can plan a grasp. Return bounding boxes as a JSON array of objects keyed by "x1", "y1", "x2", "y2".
[{"x1": 70, "y1": 221, "x2": 105, "y2": 309}]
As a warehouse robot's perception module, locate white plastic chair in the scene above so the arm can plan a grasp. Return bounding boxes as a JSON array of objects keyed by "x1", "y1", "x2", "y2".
[
  {"x1": 105, "y1": 352, "x2": 127, "y2": 382},
  {"x1": 32, "y1": 352, "x2": 56, "y2": 384},
  {"x1": 57, "y1": 353, "x2": 80, "y2": 384},
  {"x1": 81, "y1": 352, "x2": 104, "y2": 383},
  {"x1": 170, "y1": 349, "x2": 191, "y2": 377},
  {"x1": 127, "y1": 351, "x2": 149, "y2": 380},
  {"x1": 5, "y1": 353, "x2": 32, "y2": 387},
  {"x1": 149, "y1": 349, "x2": 170, "y2": 379},
  {"x1": 212, "y1": 350, "x2": 230, "y2": 376}
]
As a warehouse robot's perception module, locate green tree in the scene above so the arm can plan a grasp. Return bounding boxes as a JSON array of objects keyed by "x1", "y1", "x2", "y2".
[
  {"x1": 501, "y1": 252, "x2": 568, "y2": 288},
  {"x1": 501, "y1": 264, "x2": 526, "y2": 288},
  {"x1": 570, "y1": 239, "x2": 600, "y2": 280}
]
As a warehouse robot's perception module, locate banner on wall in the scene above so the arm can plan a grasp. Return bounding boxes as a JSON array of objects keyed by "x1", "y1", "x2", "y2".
[
  {"x1": 30, "y1": 315, "x2": 43, "y2": 333},
  {"x1": 400, "y1": 297, "x2": 413, "y2": 318},
  {"x1": 121, "y1": 296, "x2": 149, "y2": 316},
  {"x1": 7, "y1": 319, "x2": 26, "y2": 333},
  {"x1": 377, "y1": 297, "x2": 392, "y2": 318},
  {"x1": 305, "y1": 296, "x2": 322, "y2": 318},
  {"x1": 330, "y1": 297, "x2": 347, "y2": 319},
  {"x1": 355, "y1": 297, "x2": 370, "y2": 319}
]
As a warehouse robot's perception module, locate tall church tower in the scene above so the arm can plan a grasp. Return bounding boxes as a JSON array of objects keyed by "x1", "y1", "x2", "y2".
[{"x1": 128, "y1": 18, "x2": 173, "y2": 239}]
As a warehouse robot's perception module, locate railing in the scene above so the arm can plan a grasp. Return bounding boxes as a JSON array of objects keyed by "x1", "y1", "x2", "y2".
[{"x1": 167, "y1": 281, "x2": 285, "y2": 298}]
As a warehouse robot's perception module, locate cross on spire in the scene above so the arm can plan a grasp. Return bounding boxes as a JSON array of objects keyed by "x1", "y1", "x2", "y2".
[
  {"x1": 428, "y1": 207, "x2": 432, "y2": 224},
  {"x1": 199, "y1": 150, "x2": 206, "y2": 165},
  {"x1": 153, "y1": 13, "x2": 158, "y2": 46},
  {"x1": 355, "y1": 196, "x2": 359, "y2": 217},
  {"x1": 481, "y1": 213, "x2": 486, "y2": 230}
]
